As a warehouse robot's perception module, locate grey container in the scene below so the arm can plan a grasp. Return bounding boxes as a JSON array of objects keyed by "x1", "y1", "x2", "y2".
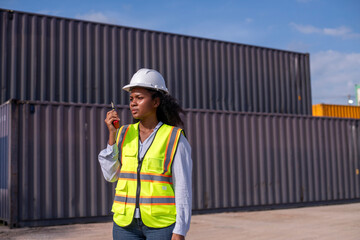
[
  {"x1": 186, "y1": 109, "x2": 360, "y2": 210},
  {"x1": 0, "y1": 9, "x2": 311, "y2": 114},
  {"x1": 1, "y1": 100, "x2": 359, "y2": 227}
]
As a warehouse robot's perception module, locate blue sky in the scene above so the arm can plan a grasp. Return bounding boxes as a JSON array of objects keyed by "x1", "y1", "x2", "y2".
[{"x1": 1, "y1": 0, "x2": 360, "y2": 105}]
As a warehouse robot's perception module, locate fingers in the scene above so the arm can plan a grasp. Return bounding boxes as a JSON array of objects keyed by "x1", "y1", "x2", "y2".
[
  {"x1": 105, "y1": 110, "x2": 120, "y2": 131},
  {"x1": 106, "y1": 109, "x2": 119, "y2": 118},
  {"x1": 106, "y1": 110, "x2": 120, "y2": 121}
]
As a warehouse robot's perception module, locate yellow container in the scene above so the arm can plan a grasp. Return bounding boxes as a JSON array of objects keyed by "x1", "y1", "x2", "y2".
[{"x1": 313, "y1": 104, "x2": 360, "y2": 119}]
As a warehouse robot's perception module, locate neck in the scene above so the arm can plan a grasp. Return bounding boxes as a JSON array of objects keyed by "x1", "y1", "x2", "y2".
[{"x1": 139, "y1": 116, "x2": 159, "y2": 131}]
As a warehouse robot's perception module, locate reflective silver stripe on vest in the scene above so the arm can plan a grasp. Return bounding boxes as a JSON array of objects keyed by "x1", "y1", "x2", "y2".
[
  {"x1": 140, "y1": 197, "x2": 175, "y2": 204},
  {"x1": 114, "y1": 195, "x2": 175, "y2": 204},
  {"x1": 116, "y1": 125, "x2": 130, "y2": 164},
  {"x1": 114, "y1": 195, "x2": 136, "y2": 204},
  {"x1": 119, "y1": 172, "x2": 173, "y2": 183},
  {"x1": 162, "y1": 127, "x2": 181, "y2": 174}
]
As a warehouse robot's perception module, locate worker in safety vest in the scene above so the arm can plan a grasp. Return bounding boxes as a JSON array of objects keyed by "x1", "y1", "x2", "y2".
[{"x1": 98, "y1": 68, "x2": 192, "y2": 240}]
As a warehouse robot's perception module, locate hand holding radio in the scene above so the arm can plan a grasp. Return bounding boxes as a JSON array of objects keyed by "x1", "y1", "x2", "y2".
[
  {"x1": 105, "y1": 102, "x2": 120, "y2": 132},
  {"x1": 111, "y1": 102, "x2": 120, "y2": 129}
]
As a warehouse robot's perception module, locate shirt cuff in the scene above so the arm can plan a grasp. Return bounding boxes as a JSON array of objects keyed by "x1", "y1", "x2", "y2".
[{"x1": 172, "y1": 225, "x2": 186, "y2": 237}]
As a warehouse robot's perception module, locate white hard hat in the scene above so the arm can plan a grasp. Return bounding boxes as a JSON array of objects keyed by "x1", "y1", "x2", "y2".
[{"x1": 122, "y1": 68, "x2": 169, "y2": 93}]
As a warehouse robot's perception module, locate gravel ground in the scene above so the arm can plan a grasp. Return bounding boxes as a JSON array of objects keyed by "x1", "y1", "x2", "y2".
[{"x1": 1, "y1": 203, "x2": 359, "y2": 240}]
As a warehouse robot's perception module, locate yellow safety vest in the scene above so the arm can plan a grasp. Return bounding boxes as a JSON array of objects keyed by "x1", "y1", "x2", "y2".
[{"x1": 111, "y1": 122, "x2": 183, "y2": 228}]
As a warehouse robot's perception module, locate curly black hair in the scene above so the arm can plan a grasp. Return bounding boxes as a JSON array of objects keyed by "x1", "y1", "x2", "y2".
[{"x1": 148, "y1": 89, "x2": 185, "y2": 128}]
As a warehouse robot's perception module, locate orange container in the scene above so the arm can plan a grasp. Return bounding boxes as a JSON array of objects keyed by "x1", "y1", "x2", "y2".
[{"x1": 312, "y1": 104, "x2": 360, "y2": 119}]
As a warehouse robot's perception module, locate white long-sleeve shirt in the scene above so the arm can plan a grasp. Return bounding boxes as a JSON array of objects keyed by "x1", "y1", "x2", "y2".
[{"x1": 98, "y1": 122, "x2": 192, "y2": 236}]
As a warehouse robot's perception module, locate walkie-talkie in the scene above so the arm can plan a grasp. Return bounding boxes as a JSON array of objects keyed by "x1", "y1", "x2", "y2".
[{"x1": 111, "y1": 101, "x2": 120, "y2": 129}]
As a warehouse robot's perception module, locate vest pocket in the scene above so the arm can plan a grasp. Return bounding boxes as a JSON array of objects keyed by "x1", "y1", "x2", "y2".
[
  {"x1": 150, "y1": 182, "x2": 176, "y2": 216},
  {"x1": 146, "y1": 157, "x2": 164, "y2": 174},
  {"x1": 123, "y1": 154, "x2": 137, "y2": 169},
  {"x1": 112, "y1": 180, "x2": 127, "y2": 215},
  {"x1": 151, "y1": 204, "x2": 176, "y2": 216}
]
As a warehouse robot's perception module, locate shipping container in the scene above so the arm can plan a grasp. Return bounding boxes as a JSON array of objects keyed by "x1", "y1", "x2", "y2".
[
  {"x1": 313, "y1": 104, "x2": 360, "y2": 119},
  {"x1": 0, "y1": 101, "x2": 10, "y2": 224},
  {"x1": 1, "y1": 100, "x2": 359, "y2": 227},
  {"x1": 0, "y1": 8, "x2": 312, "y2": 114}
]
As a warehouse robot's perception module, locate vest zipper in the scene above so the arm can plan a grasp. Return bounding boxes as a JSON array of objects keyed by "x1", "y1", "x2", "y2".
[
  {"x1": 135, "y1": 123, "x2": 163, "y2": 217},
  {"x1": 136, "y1": 156, "x2": 143, "y2": 211}
]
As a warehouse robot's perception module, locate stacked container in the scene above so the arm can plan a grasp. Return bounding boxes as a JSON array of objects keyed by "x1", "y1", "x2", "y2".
[
  {"x1": 1, "y1": 100, "x2": 359, "y2": 227},
  {"x1": 0, "y1": 8, "x2": 311, "y2": 114}
]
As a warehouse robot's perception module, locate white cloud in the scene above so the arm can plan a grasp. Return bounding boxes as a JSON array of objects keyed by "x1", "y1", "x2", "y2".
[
  {"x1": 323, "y1": 26, "x2": 351, "y2": 36},
  {"x1": 311, "y1": 50, "x2": 360, "y2": 104},
  {"x1": 37, "y1": 10, "x2": 61, "y2": 16},
  {"x1": 74, "y1": 10, "x2": 162, "y2": 31},
  {"x1": 290, "y1": 23, "x2": 360, "y2": 39},
  {"x1": 75, "y1": 11, "x2": 118, "y2": 25},
  {"x1": 290, "y1": 23, "x2": 320, "y2": 34}
]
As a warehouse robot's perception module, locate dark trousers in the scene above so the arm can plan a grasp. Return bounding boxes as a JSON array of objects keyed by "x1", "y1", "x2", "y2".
[{"x1": 113, "y1": 219, "x2": 175, "y2": 240}]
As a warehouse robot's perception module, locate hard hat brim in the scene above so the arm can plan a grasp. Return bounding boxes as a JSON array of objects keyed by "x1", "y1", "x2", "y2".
[{"x1": 122, "y1": 82, "x2": 169, "y2": 93}]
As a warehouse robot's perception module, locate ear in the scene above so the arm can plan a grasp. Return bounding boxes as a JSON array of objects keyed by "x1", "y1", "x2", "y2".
[{"x1": 153, "y1": 97, "x2": 160, "y2": 108}]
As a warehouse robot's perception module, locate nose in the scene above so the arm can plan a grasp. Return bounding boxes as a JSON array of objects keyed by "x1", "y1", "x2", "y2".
[{"x1": 130, "y1": 99, "x2": 137, "y2": 107}]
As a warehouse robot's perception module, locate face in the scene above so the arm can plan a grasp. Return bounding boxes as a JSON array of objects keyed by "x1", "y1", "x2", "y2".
[{"x1": 129, "y1": 87, "x2": 159, "y2": 120}]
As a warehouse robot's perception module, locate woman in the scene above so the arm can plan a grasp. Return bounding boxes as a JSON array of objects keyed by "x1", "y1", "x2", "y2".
[{"x1": 98, "y1": 68, "x2": 192, "y2": 240}]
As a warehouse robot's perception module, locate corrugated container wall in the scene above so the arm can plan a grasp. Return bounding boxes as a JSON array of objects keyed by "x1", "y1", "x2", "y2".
[
  {"x1": 1, "y1": 100, "x2": 359, "y2": 227},
  {"x1": 313, "y1": 104, "x2": 360, "y2": 119},
  {"x1": 188, "y1": 110, "x2": 360, "y2": 210},
  {"x1": 0, "y1": 102, "x2": 10, "y2": 223},
  {"x1": 0, "y1": 9, "x2": 312, "y2": 115}
]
